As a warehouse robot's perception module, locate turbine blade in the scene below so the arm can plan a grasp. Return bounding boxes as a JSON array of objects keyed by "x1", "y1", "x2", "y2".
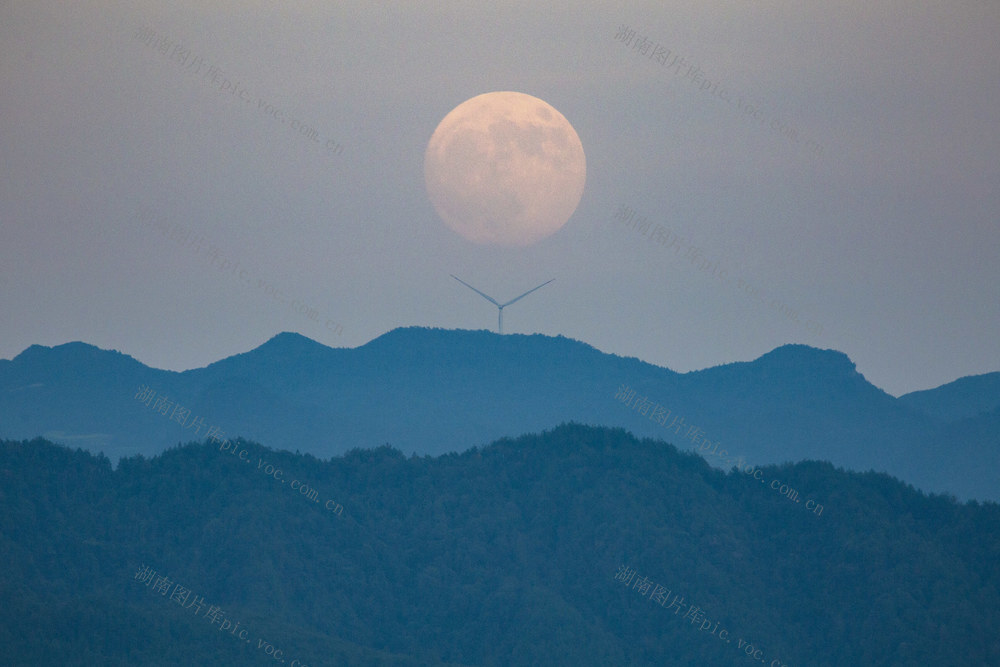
[
  {"x1": 501, "y1": 279, "x2": 554, "y2": 307},
  {"x1": 450, "y1": 274, "x2": 500, "y2": 306}
]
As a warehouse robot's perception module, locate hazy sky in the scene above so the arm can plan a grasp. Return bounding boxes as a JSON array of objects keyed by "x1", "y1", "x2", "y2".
[{"x1": 1, "y1": 0, "x2": 997, "y2": 397}]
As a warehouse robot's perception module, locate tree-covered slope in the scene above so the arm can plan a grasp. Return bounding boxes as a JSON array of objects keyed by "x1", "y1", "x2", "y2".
[{"x1": 1, "y1": 424, "x2": 997, "y2": 665}]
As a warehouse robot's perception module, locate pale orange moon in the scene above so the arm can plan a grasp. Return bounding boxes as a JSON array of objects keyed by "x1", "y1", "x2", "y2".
[{"x1": 424, "y1": 91, "x2": 586, "y2": 247}]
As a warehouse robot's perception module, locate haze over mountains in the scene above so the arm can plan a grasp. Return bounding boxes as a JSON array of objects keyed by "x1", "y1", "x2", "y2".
[
  {"x1": 1, "y1": 327, "x2": 997, "y2": 501},
  {"x1": 2, "y1": 329, "x2": 999, "y2": 664}
]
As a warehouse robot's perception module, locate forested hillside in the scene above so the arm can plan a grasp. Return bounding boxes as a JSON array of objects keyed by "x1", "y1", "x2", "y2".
[
  {"x1": 5, "y1": 329, "x2": 997, "y2": 502},
  {"x1": 1, "y1": 424, "x2": 997, "y2": 665}
]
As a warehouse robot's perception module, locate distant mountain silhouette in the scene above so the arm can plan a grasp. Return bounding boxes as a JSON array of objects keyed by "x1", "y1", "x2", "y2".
[
  {"x1": 0, "y1": 327, "x2": 996, "y2": 500},
  {"x1": 898, "y1": 371, "x2": 1000, "y2": 422}
]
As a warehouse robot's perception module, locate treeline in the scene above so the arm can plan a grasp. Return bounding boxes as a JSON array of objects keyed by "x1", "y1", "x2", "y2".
[{"x1": 0, "y1": 424, "x2": 998, "y2": 665}]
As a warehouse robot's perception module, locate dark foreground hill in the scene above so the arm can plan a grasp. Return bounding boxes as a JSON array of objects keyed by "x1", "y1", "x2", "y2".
[
  {"x1": 1, "y1": 327, "x2": 998, "y2": 501},
  {"x1": 1, "y1": 424, "x2": 998, "y2": 666}
]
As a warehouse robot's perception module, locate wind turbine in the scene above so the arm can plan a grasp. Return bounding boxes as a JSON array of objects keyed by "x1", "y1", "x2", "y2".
[{"x1": 450, "y1": 274, "x2": 554, "y2": 334}]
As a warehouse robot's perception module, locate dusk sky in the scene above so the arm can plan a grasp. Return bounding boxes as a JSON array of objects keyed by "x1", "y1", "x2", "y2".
[{"x1": 2, "y1": 0, "x2": 997, "y2": 397}]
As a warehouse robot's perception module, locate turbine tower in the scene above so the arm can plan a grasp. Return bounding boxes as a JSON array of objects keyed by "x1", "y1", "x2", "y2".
[{"x1": 450, "y1": 275, "x2": 554, "y2": 334}]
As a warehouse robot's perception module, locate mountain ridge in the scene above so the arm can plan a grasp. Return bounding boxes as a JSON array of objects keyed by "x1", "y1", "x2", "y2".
[
  {"x1": 899, "y1": 371, "x2": 1000, "y2": 423},
  {"x1": 1, "y1": 425, "x2": 997, "y2": 665},
  {"x1": 1, "y1": 327, "x2": 996, "y2": 500}
]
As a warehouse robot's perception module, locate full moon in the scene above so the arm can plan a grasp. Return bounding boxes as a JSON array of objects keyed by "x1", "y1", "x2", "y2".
[{"x1": 424, "y1": 91, "x2": 586, "y2": 247}]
